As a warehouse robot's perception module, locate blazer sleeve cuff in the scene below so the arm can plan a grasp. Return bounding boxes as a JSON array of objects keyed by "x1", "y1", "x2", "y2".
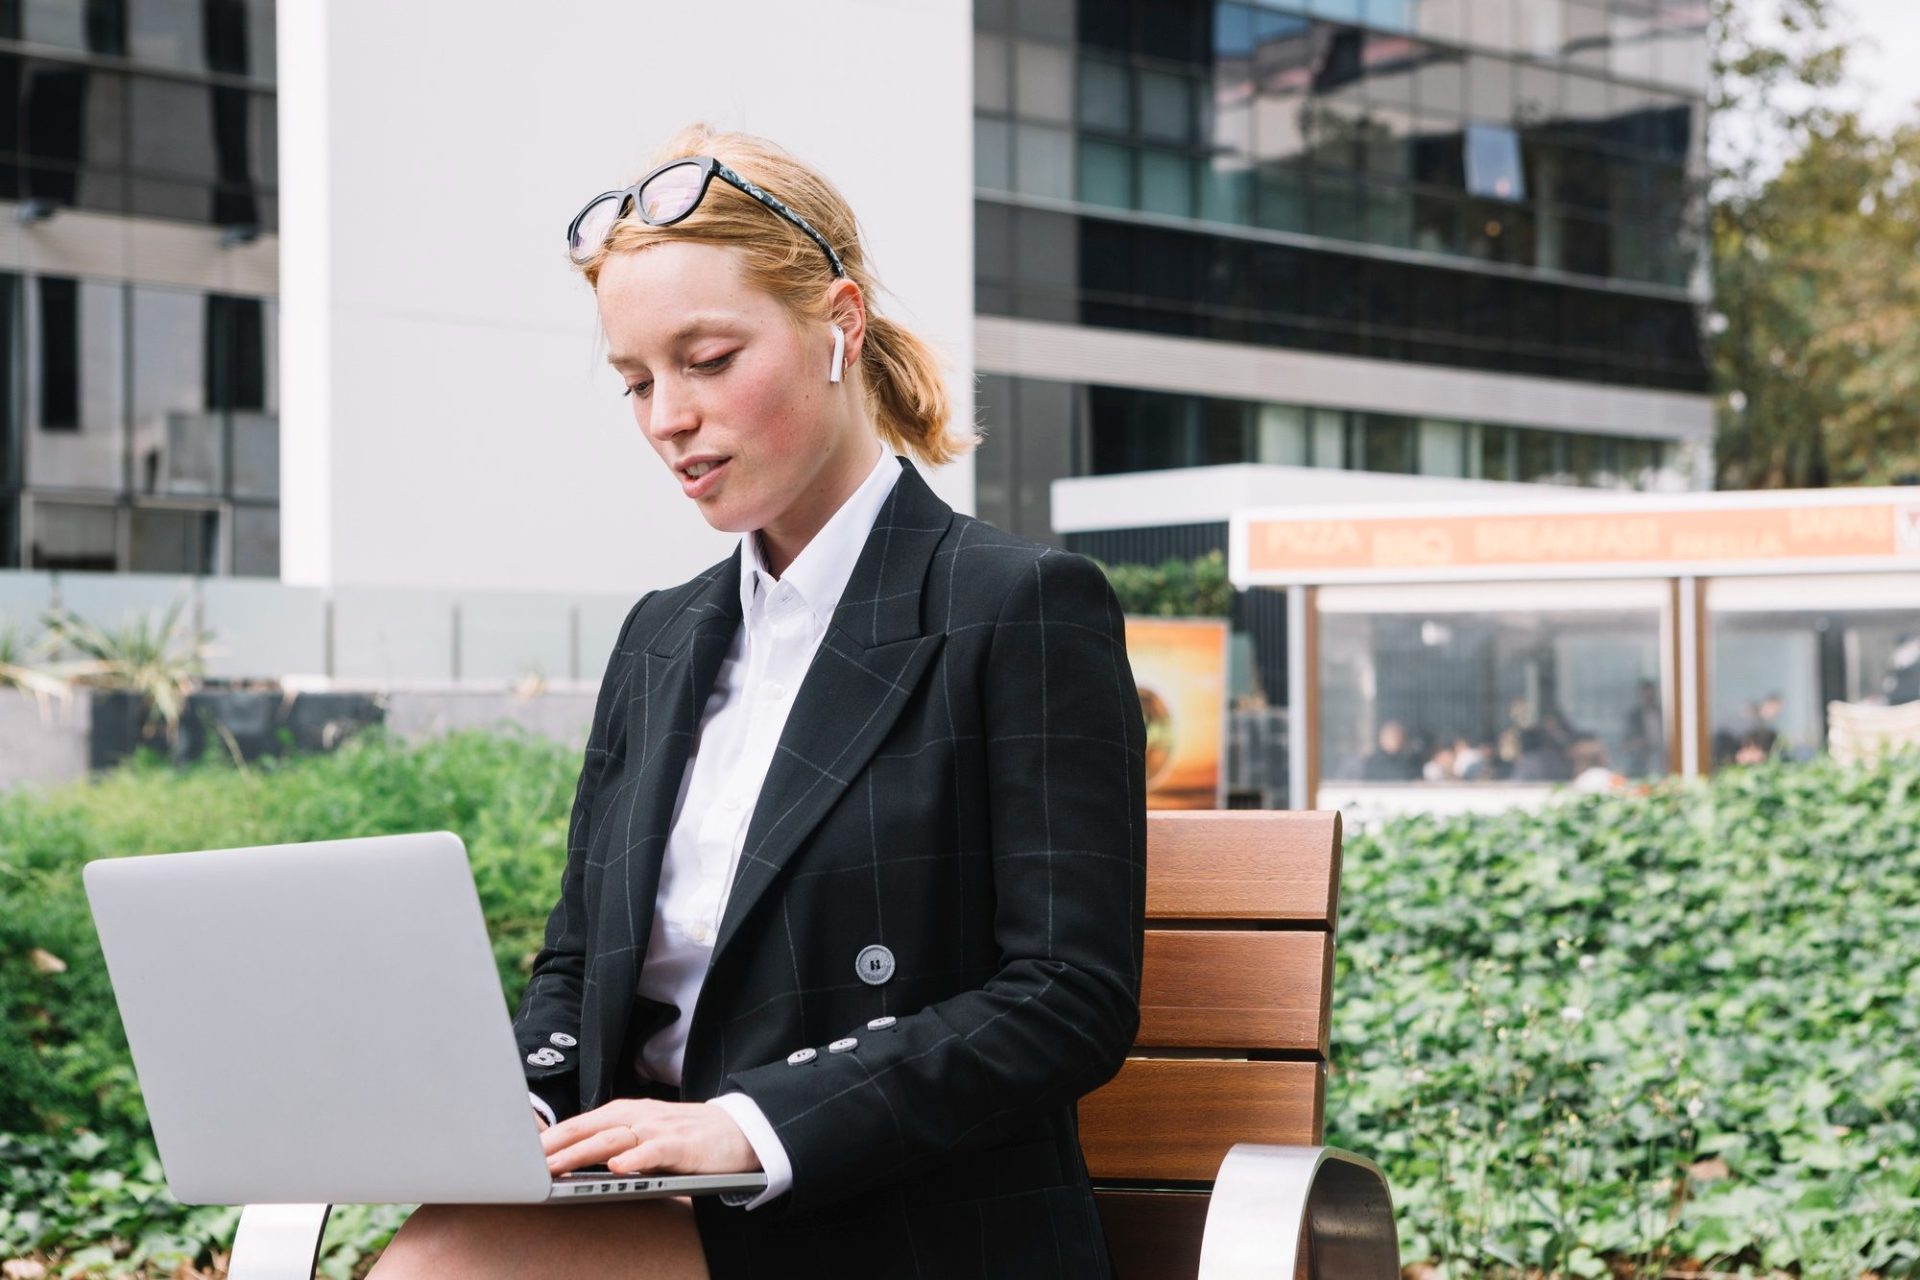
[{"x1": 708, "y1": 1091, "x2": 793, "y2": 1210}]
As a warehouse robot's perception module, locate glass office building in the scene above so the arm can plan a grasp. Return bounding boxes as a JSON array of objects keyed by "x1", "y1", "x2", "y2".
[
  {"x1": 973, "y1": 0, "x2": 1711, "y2": 543},
  {"x1": 1, "y1": 0, "x2": 279, "y2": 576}
]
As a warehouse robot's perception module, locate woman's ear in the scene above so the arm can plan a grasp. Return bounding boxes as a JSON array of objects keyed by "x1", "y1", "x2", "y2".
[{"x1": 825, "y1": 277, "x2": 867, "y2": 368}]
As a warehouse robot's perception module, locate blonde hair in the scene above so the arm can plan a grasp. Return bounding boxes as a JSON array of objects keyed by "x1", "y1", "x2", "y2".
[{"x1": 578, "y1": 124, "x2": 973, "y2": 468}]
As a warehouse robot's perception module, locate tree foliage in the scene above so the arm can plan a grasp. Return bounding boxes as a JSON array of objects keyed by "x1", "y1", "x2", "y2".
[
  {"x1": 1094, "y1": 548, "x2": 1235, "y2": 618},
  {"x1": 1710, "y1": 0, "x2": 1920, "y2": 487}
]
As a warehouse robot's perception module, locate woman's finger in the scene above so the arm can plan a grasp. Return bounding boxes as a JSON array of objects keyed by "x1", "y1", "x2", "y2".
[
  {"x1": 545, "y1": 1124, "x2": 639, "y2": 1175},
  {"x1": 538, "y1": 1099, "x2": 653, "y2": 1156},
  {"x1": 607, "y1": 1133, "x2": 682, "y2": 1175}
]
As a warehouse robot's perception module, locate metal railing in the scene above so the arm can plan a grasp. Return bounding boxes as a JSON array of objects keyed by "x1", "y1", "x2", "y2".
[{"x1": 0, "y1": 569, "x2": 638, "y2": 689}]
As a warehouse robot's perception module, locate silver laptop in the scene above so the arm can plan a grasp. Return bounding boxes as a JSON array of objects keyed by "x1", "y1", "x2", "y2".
[{"x1": 82, "y1": 830, "x2": 768, "y2": 1206}]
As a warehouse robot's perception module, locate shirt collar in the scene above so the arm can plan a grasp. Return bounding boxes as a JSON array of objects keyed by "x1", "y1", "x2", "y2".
[{"x1": 738, "y1": 442, "x2": 900, "y2": 630}]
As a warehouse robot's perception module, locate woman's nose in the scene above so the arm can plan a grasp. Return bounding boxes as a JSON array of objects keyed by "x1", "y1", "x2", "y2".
[{"x1": 645, "y1": 378, "x2": 698, "y2": 441}]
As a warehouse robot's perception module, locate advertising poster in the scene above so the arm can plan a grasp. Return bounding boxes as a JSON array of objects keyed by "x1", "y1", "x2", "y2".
[{"x1": 1122, "y1": 616, "x2": 1229, "y2": 810}]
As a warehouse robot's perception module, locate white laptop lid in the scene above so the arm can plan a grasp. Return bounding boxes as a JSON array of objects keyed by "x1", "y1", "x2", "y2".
[{"x1": 83, "y1": 831, "x2": 554, "y2": 1205}]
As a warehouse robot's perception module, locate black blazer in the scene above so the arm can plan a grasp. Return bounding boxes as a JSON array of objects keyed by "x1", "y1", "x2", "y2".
[{"x1": 513, "y1": 454, "x2": 1148, "y2": 1279}]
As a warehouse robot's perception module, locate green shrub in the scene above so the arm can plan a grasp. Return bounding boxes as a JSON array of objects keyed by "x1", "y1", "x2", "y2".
[
  {"x1": 0, "y1": 726, "x2": 579, "y2": 1276},
  {"x1": 1327, "y1": 755, "x2": 1920, "y2": 1278},
  {"x1": 4, "y1": 732, "x2": 1918, "y2": 1276},
  {"x1": 1093, "y1": 549, "x2": 1235, "y2": 618}
]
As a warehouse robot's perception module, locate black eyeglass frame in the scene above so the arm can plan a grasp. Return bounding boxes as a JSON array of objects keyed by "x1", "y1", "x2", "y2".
[{"x1": 567, "y1": 155, "x2": 847, "y2": 278}]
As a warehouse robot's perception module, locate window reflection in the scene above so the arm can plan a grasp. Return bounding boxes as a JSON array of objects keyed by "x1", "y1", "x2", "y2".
[
  {"x1": 1707, "y1": 578, "x2": 1920, "y2": 766},
  {"x1": 1320, "y1": 596, "x2": 1669, "y2": 787},
  {"x1": 29, "y1": 500, "x2": 117, "y2": 571},
  {"x1": 28, "y1": 279, "x2": 125, "y2": 492},
  {"x1": 131, "y1": 286, "x2": 215, "y2": 497},
  {"x1": 130, "y1": 504, "x2": 217, "y2": 573},
  {"x1": 982, "y1": 5, "x2": 1702, "y2": 287},
  {"x1": 1073, "y1": 380, "x2": 1674, "y2": 488}
]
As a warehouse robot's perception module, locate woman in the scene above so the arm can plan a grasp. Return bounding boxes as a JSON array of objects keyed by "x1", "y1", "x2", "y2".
[{"x1": 371, "y1": 125, "x2": 1147, "y2": 1279}]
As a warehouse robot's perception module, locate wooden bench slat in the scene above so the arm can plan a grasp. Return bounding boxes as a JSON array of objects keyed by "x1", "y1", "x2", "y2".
[
  {"x1": 1079, "y1": 1058, "x2": 1324, "y2": 1182},
  {"x1": 1137, "y1": 929, "x2": 1332, "y2": 1053},
  {"x1": 1094, "y1": 1190, "x2": 1211, "y2": 1279},
  {"x1": 1146, "y1": 811, "x2": 1343, "y2": 922}
]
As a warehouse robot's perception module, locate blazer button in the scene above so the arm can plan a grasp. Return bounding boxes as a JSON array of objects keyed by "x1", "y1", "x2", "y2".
[
  {"x1": 527, "y1": 1047, "x2": 564, "y2": 1067},
  {"x1": 549, "y1": 1032, "x2": 577, "y2": 1047},
  {"x1": 855, "y1": 944, "x2": 895, "y2": 985},
  {"x1": 866, "y1": 1016, "x2": 897, "y2": 1032},
  {"x1": 787, "y1": 1048, "x2": 818, "y2": 1066},
  {"x1": 828, "y1": 1037, "x2": 858, "y2": 1054}
]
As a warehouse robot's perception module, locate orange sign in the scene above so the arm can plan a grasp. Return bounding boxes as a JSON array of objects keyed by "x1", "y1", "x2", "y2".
[
  {"x1": 1246, "y1": 501, "x2": 1920, "y2": 577},
  {"x1": 1123, "y1": 617, "x2": 1228, "y2": 810}
]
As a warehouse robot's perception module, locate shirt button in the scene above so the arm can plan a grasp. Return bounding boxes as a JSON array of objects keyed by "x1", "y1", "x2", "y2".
[
  {"x1": 723, "y1": 796, "x2": 743, "y2": 812},
  {"x1": 687, "y1": 921, "x2": 712, "y2": 944},
  {"x1": 765, "y1": 681, "x2": 786, "y2": 700}
]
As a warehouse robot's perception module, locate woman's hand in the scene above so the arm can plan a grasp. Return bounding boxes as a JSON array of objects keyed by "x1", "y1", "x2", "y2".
[{"x1": 541, "y1": 1098, "x2": 762, "y2": 1177}]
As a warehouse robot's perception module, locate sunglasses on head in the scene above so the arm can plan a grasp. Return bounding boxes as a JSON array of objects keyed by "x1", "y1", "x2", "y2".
[{"x1": 566, "y1": 154, "x2": 846, "y2": 277}]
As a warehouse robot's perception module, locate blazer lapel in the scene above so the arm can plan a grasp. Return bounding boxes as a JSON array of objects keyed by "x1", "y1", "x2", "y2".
[
  {"x1": 708, "y1": 456, "x2": 955, "y2": 968},
  {"x1": 583, "y1": 555, "x2": 742, "y2": 1107}
]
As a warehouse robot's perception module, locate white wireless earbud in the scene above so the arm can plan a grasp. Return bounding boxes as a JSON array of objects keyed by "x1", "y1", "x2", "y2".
[{"x1": 829, "y1": 324, "x2": 846, "y2": 384}]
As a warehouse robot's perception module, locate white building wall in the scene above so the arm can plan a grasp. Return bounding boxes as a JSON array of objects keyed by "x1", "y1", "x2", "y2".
[{"x1": 278, "y1": 0, "x2": 974, "y2": 594}]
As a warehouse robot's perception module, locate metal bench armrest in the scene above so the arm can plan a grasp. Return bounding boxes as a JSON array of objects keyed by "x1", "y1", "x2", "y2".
[
  {"x1": 1197, "y1": 1144, "x2": 1399, "y2": 1279},
  {"x1": 228, "y1": 1204, "x2": 331, "y2": 1280}
]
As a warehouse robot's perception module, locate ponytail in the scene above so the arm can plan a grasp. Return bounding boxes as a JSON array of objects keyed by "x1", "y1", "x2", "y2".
[{"x1": 859, "y1": 314, "x2": 974, "y2": 467}]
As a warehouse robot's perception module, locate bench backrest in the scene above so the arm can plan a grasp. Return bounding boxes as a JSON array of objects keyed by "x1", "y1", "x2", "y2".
[{"x1": 1081, "y1": 810, "x2": 1343, "y2": 1278}]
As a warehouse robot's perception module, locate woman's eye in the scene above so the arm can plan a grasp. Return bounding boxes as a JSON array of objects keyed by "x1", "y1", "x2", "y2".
[
  {"x1": 694, "y1": 352, "x2": 734, "y2": 373},
  {"x1": 622, "y1": 381, "x2": 651, "y2": 399}
]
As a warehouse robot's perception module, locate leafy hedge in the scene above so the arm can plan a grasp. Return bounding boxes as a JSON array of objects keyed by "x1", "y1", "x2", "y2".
[
  {"x1": 2, "y1": 730, "x2": 1917, "y2": 1276},
  {"x1": 1327, "y1": 757, "x2": 1920, "y2": 1278},
  {"x1": 1, "y1": 728, "x2": 576, "y2": 1278}
]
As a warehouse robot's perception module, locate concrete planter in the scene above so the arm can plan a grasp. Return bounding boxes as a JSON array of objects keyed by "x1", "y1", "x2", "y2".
[{"x1": 87, "y1": 687, "x2": 388, "y2": 770}]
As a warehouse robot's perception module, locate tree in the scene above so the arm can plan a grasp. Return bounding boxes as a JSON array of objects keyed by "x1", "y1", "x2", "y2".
[{"x1": 1710, "y1": 0, "x2": 1920, "y2": 486}]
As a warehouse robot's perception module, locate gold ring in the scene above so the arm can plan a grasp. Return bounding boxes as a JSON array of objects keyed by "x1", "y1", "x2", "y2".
[{"x1": 621, "y1": 1124, "x2": 643, "y2": 1149}]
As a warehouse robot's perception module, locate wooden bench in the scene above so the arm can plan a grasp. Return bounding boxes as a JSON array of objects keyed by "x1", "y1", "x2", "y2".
[
  {"x1": 1083, "y1": 810, "x2": 1398, "y2": 1277},
  {"x1": 226, "y1": 809, "x2": 1396, "y2": 1278}
]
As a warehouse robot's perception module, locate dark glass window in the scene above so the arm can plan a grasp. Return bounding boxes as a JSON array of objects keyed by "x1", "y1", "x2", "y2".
[
  {"x1": 130, "y1": 505, "x2": 217, "y2": 573},
  {"x1": 1202, "y1": 398, "x2": 1249, "y2": 465},
  {"x1": 210, "y1": 84, "x2": 258, "y2": 227},
  {"x1": 1137, "y1": 0, "x2": 1208, "y2": 63},
  {"x1": 1516, "y1": 427, "x2": 1562, "y2": 482},
  {"x1": 1075, "y1": 0, "x2": 1130, "y2": 51},
  {"x1": 37, "y1": 276, "x2": 78, "y2": 431},
  {"x1": 22, "y1": 61, "x2": 86, "y2": 205},
  {"x1": 1359, "y1": 413, "x2": 1416, "y2": 473},
  {"x1": 1410, "y1": 117, "x2": 1465, "y2": 189},
  {"x1": 1481, "y1": 423, "x2": 1514, "y2": 480},
  {"x1": 0, "y1": 273, "x2": 19, "y2": 489},
  {"x1": 206, "y1": 293, "x2": 265, "y2": 412},
  {"x1": 86, "y1": 0, "x2": 127, "y2": 55},
  {"x1": 976, "y1": 200, "x2": 1013, "y2": 283},
  {"x1": 1561, "y1": 214, "x2": 1613, "y2": 277},
  {"x1": 1091, "y1": 385, "x2": 1195, "y2": 474},
  {"x1": 203, "y1": 0, "x2": 251, "y2": 75},
  {"x1": 978, "y1": 204, "x2": 1710, "y2": 392}
]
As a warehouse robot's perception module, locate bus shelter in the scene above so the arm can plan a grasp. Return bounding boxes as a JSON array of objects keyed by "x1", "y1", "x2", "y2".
[{"x1": 1227, "y1": 487, "x2": 1920, "y2": 818}]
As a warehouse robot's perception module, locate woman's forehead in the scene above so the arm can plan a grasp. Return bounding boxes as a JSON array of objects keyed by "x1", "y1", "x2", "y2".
[{"x1": 597, "y1": 243, "x2": 778, "y2": 350}]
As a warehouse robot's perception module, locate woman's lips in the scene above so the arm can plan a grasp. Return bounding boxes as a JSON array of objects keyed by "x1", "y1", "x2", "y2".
[{"x1": 680, "y1": 457, "x2": 731, "y2": 498}]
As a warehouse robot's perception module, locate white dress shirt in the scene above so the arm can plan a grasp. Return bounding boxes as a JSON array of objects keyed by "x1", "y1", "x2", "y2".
[{"x1": 535, "y1": 441, "x2": 898, "y2": 1212}]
